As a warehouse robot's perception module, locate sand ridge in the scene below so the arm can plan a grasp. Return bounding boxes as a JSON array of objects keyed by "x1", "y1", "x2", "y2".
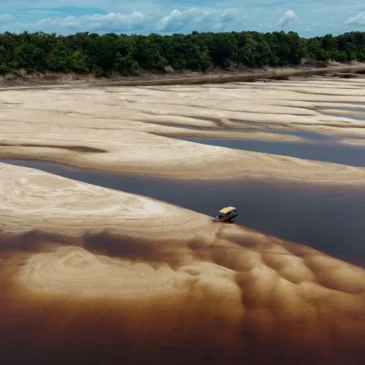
[
  {"x1": 1, "y1": 77, "x2": 365, "y2": 184},
  {"x1": 0, "y1": 162, "x2": 209, "y2": 237}
]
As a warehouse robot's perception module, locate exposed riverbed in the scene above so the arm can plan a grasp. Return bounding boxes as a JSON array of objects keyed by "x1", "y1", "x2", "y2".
[{"x1": 1, "y1": 78, "x2": 365, "y2": 365}]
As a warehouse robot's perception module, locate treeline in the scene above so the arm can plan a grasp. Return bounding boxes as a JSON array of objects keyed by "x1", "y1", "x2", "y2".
[{"x1": 0, "y1": 30, "x2": 365, "y2": 77}]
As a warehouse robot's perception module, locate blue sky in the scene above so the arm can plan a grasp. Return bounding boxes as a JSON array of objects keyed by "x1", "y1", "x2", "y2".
[{"x1": 0, "y1": 1, "x2": 365, "y2": 36}]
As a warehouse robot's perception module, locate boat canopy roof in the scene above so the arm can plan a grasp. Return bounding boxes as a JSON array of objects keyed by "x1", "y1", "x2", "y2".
[{"x1": 219, "y1": 206, "x2": 236, "y2": 214}]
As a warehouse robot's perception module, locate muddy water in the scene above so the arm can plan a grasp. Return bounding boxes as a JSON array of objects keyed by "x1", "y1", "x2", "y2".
[{"x1": 2, "y1": 159, "x2": 365, "y2": 265}]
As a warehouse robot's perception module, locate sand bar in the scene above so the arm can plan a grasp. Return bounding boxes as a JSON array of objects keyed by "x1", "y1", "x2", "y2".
[
  {"x1": 1, "y1": 77, "x2": 365, "y2": 184},
  {"x1": 0, "y1": 163, "x2": 364, "y2": 365}
]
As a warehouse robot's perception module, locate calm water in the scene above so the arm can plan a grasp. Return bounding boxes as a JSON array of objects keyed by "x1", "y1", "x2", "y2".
[
  {"x1": 318, "y1": 104, "x2": 365, "y2": 121},
  {"x1": 2, "y1": 158, "x2": 365, "y2": 265},
  {"x1": 326, "y1": 111, "x2": 365, "y2": 121},
  {"x1": 248, "y1": 129, "x2": 339, "y2": 140},
  {"x1": 181, "y1": 137, "x2": 365, "y2": 167}
]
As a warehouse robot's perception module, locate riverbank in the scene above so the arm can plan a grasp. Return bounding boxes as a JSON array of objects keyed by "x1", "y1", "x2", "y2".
[{"x1": 1, "y1": 62, "x2": 365, "y2": 88}]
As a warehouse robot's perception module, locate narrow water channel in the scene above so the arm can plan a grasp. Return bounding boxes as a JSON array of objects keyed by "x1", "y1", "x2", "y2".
[
  {"x1": 180, "y1": 137, "x2": 365, "y2": 167},
  {"x1": 2, "y1": 158, "x2": 365, "y2": 265},
  {"x1": 323, "y1": 109, "x2": 365, "y2": 121}
]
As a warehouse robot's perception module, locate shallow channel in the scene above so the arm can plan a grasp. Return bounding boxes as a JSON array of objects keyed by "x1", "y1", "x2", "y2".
[
  {"x1": 180, "y1": 137, "x2": 365, "y2": 168},
  {"x1": 323, "y1": 109, "x2": 365, "y2": 121},
  {"x1": 2, "y1": 158, "x2": 365, "y2": 265}
]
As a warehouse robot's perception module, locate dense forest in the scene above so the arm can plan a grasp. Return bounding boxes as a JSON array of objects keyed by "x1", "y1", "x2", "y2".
[{"x1": 0, "y1": 30, "x2": 365, "y2": 77}]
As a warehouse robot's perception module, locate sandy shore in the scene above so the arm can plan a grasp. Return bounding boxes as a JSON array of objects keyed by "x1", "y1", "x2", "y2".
[
  {"x1": 0, "y1": 162, "x2": 208, "y2": 238},
  {"x1": 0, "y1": 76, "x2": 365, "y2": 185},
  {"x1": 0, "y1": 163, "x2": 364, "y2": 364}
]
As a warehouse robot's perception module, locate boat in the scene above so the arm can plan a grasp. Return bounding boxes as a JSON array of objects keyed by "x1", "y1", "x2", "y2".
[{"x1": 212, "y1": 206, "x2": 238, "y2": 223}]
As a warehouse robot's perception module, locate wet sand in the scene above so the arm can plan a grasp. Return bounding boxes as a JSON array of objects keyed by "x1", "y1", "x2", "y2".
[{"x1": 1, "y1": 163, "x2": 365, "y2": 365}]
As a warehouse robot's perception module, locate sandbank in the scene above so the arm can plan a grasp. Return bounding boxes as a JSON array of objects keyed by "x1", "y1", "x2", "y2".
[
  {"x1": 1, "y1": 77, "x2": 365, "y2": 185},
  {"x1": 0, "y1": 163, "x2": 364, "y2": 364}
]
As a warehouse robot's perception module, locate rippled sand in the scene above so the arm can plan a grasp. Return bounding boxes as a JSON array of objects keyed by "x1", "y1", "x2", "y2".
[
  {"x1": 1, "y1": 162, "x2": 365, "y2": 365},
  {"x1": 1, "y1": 78, "x2": 365, "y2": 364},
  {"x1": 0, "y1": 77, "x2": 365, "y2": 184}
]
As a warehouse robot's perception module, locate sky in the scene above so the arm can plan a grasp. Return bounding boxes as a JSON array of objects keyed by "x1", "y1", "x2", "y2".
[{"x1": 0, "y1": 1, "x2": 365, "y2": 37}]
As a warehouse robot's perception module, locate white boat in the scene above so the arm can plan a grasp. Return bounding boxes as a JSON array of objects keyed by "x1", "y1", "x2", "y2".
[{"x1": 212, "y1": 206, "x2": 237, "y2": 223}]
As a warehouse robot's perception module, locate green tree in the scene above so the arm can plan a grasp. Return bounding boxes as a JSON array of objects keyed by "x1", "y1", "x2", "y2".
[
  {"x1": 133, "y1": 36, "x2": 167, "y2": 70},
  {"x1": 114, "y1": 52, "x2": 139, "y2": 75},
  {"x1": 0, "y1": 29, "x2": 364, "y2": 76},
  {"x1": 46, "y1": 43, "x2": 72, "y2": 71},
  {"x1": 69, "y1": 51, "x2": 89, "y2": 72},
  {"x1": 13, "y1": 43, "x2": 46, "y2": 72}
]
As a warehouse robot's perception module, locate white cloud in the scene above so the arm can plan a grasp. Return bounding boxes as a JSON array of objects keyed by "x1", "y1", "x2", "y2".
[
  {"x1": 156, "y1": 8, "x2": 241, "y2": 32},
  {"x1": 0, "y1": 14, "x2": 13, "y2": 23},
  {"x1": 35, "y1": 17, "x2": 57, "y2": 27},
  {"x1": 25, "y1": 11, "x2": 146, "y2": 32},
  {"x1": 0, "y1": 8, "x2": 243, "y2": 34},
  {"x1": 77, "y1": 12, "x2": 144, "y2": 32},
  {"x1": 220, "y1": 8, "x2": 239, "y2": 23},
  {"x1": 0, "y1": 4, "x2": 363, "y2": 36},
  {"x1": 345, "y1": 12, "x2": 365, "y2": 26},
  {"x1": 259, "y1": 22, "x2": 273, "y2": 29},
  {"x1": 278, "y1": 10, "x2": 297, "y2": 26}
]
